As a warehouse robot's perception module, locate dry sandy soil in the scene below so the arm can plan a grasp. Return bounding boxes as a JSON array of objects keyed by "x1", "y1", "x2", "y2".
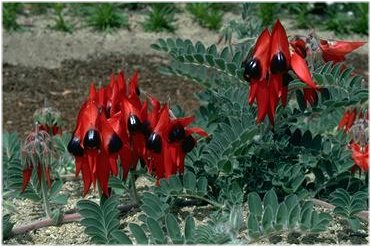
[{"x1": 2, "y1": 5, "x2": 369, "y2": 245}]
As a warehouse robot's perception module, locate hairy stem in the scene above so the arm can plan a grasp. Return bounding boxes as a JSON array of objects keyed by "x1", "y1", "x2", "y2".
[
  {"x1": 129, "y1": 173, "x2": 140, "y2": 204},
  {"x1": 40, "y1": 171, "x2": 52, "y2": 218},
  {"x1": 176, "y1": 193, "x2": 224, "y2": 208}
]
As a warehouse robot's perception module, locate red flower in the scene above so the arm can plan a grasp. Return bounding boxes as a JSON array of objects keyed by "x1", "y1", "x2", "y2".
[
  {"x1": 319, "y1": 39, "x2": 366, "y2": 63},
  {"x1": 349, "y1": 143, "x2": 368, "y2": 172},
  {"x1": 145, "y1": 105, "x2": 208, "y2": 181},
  {"x1": 68, "y1": 70, "x2": 207, "y2": 196},
  {"x1": 245, "y1": 19, "x2": 318, "y2": 124},
  {"x1": 338, "y1": 108, "x2": 357, "y2": 133},
  {"x1": 21, "y1": 130, "x2": 52, "y2": 192},
  {"x1": 303, "y1": 88, "x2": 318, "y2": 107}
]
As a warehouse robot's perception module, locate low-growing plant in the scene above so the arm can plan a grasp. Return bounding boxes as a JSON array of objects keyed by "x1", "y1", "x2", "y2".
[
  {"x1": 88, "y1": 3, "x2": 128, "y2": 31},
  {"x1": 2, "y1": 3, "x2": 369, "y2": 245},
  {"x1": 186, "y1": 3, "x2": 223, "y2": 31},
  {"x1": 142, "y1": 3, "x2": 177, "y2": 33},
  {"x1": 51, "y1": 3, "x2": 73, "y2": 33},
  {"x1": 3, "y1": 3, "x2": 21, "y2": 31}
]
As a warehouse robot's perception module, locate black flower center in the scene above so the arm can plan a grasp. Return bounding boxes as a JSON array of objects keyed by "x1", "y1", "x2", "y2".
[
  {"x1": 147, "y1": 132, "x2": 162, "y2": 153},
  {"x1": 67, "y1": 136, "x2": 84, "y2": 156},
  {"x1": 108, "y1": 133, "x2": 123, "y2": 153},
  {"x1": 168, "y1": 124, "x2": 185, "y2": 143},
  {"x1": 244, "y1": 58, "x2": 261, "y2": 81},
  {"x1": 182, "y1": 135, "x2": 196, "y2": 153},
  {"x1": 270, "y1": 52, "x2": 287, "y2": 74},
  {"x1": 83, "y1": 129, "x2": 101, "y2": 149},
  {"x1": 127, "y1": 114, "x2": 142, "y2": 133}
]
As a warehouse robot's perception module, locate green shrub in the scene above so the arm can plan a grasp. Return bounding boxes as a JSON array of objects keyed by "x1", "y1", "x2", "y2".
[
  {"x1": 3, "y1": 3, "x2": 21, "y2": 31},
  {"x1": 186, "y1": 3, "x2": 223, "y2": 30},
  {"x1": 88, "y1": 3, "x2": 128, "y2": 31},
  {"x1": 142, "y1": 3, "x2": 177, "y2": 33}
]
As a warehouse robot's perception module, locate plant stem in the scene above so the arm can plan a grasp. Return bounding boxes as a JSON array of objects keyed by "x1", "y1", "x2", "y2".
[
  {"x1": 177, "y1": 193, "x2": 224, "y2": 208},
  {"x1": 129, "y1": 173, "x2": 139, "y2": 204},
  {"x1": 40, "y1": 171, "x2": 52, "y2": 218}
]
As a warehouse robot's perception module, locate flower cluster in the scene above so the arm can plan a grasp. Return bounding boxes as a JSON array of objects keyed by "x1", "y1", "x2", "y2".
[
  {"x1": 338, "y1": 108, "x2": 369, "y2": 172},
  {"x1": 67, "y1": 71, "x2": 207, "y2": 196},
  {"x1": 244, "y1": 19, "x2": 366, "y2": 124},
  {"x1": 21, "y1": 107, "x2": 62, "y2": 192},
  {"x1": 21, "y1": 128, "x2": 53, "y2": 192},
  {"x1": 243, "y1": 19, "x2": 318, "y2": 124}
]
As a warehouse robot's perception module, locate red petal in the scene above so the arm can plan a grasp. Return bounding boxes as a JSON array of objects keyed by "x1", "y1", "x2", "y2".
[
  {"x1": 248, "y1": 81, "x2": 259, "y2": 105},
  {"x1": 303, "y1": 88, "x2": 318, "y2": 106},
  {"x1": 270, "y1": 19, "x2": 291, "y2": 66},
  {"x1": 290, "y1": 52, "x2": 318, "y2": 89},
  {"x1": 253, "y1": 28, "x2": 271, "y2": 81},
  {"x1": 320, "y1": 39, "x2": 366, "y2": 63},
  {"x1": 256, "y1": 80, "x2": 270, "y2": 123},
  {"x1": 117, "y1": 71, "x2": 126, "y2": 96},
  {"x1": 186, "y1": 127, "x2": 208, "y2": 137},
  {"x1": 21, "y1": 168, "x2": 33, "y2": 192}
]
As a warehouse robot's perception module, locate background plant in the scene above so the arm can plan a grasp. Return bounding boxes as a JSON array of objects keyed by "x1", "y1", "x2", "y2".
[
  {"x1": 87, "y1": 3, "x2": 128, "y2": 31},
  {"x1": 3, "y1": 3, "x2": 21, "y2": 31},
  {"x1": 186, "y1": 3, "x2": 223, "y2": 31},
  {"x1": 50, "y1": 3, "x2": 73, "y2": 32},
  {"x1": 142, "y1": 3, "x2": 177, "y2": 33}
]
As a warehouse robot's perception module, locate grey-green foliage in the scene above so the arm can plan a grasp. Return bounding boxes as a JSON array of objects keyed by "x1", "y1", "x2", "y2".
[
  {"x1": 3, "y1": 132, "x2": 22, "y2": 193},
  {"x1": 2, "y1": 214, "x2": 14, "y2": 240},
  {"x1": 77, "y1": 195, "x2": 132, "y2": 244},
  {"x1": 153, "y1": 171, "x2": 208, "y2": 200},
  {"x1": 151, "y1": 38, "x2": 247, "y2": 88},
  {"x1": 247, "y1": 190, "x2": 331, "y2": 240},
  {"x1": 330, "y1": 188, "x2": 368, "y2": 231},
  {"x1": 52, "y1": 132, "x2": 75, "y2": 174}
]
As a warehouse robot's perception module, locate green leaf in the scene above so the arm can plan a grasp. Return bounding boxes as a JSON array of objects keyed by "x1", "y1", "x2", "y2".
[
  {"x1": 165, "y1": 214, "x2": 183, "y2": 244},
  {"x1": 50, "y1": 194, "x2": 68, "y2": 205},
  {"x1": 296, "y1": 90, "x2": 306, "y2": 111},
  {"x1": 51, "y1": 209, "x2": 63, "y2": 226},
  {"x1": 184, "y1": 215, "x2": 195, "y2": 244},
  {"x1": 275, "y1": 203, "x2": 288, "y2": 230},
  {"x1": 111, "y1": 230, "x2": 133, "y2": 244},
  {"x1": 169, "y1": 175, "x2": 183, "y2": 193},
  {"x1": 194, "y1": 53, "x2": 204, "y2": 64},
  {"x1": 215, "y1": 58, "x2": 226, "y2": 70},
  {"x1": 77, "y1": 196, "x2": 120, "y2": 244},
  {"x1": 196, "y1": 177, "x2": 208, "y2": 195},
  {"x1": 147, "y1": 217, "x2": 165, "y2": 244},
  {"x1": 288, "y1": 204, "x2": 300, "y2": 229},
  {"x1": 129, "y1": 223, "x2": 148, "y2": 244},
  {"x1": 2, "y1": 214, "x2": 14, "y2": 240},
  {"x1": 347, "y1": 217, "x2": 360, "y2": 232},
  {"x1": 150, "y1": 43, "x2": 161, "y2": 51},
  {"x1": 248, "y1": 192, "x2": 263, "y2": 219},
  {"x1": 183, "y1": 172, "x2": 196, "y2": 192},
  {"x1": 263, "y1": 189, "x2": 278, "y2": 215},
  {"x1": 247, "y1": 214, "x2": 260, "y2": 239},
  {"x1": 205, "y1": 54, "x2": 215, "y2": 66},
  {"x1": 49, "y1": 180, "x2": 63, "y2": 198},
  {"x1": 262, "y1": 206, "x2": 274, "y2": 233}
]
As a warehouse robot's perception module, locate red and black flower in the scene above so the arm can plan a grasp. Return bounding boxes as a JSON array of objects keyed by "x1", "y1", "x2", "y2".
[
  {"x1": 67, "y1": 70, "x2": 207, "y2": 196},
  {"x1": 244, "y1": 19, "x2": 318, "y2": 124}
]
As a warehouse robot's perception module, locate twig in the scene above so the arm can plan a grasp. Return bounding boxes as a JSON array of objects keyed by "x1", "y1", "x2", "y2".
[
  {"x1": 10, "y1": 202, "x2": 139, "y2": 238},
  {"x1": 9, "y1": 197, "x2": 215, "y2": 237},
  {"x1": 310, "y1": 198, "x2": 368, "y2": 222}
]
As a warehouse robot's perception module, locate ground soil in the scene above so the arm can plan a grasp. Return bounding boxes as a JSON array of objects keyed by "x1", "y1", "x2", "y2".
[{"x1": 2, "y1": 5, "x2": 369, "y2": 245}]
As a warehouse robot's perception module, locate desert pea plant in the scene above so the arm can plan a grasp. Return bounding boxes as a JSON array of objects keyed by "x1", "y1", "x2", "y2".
[{"x1": 2, "y1": 4, "x2": 369, "y2": 245}]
